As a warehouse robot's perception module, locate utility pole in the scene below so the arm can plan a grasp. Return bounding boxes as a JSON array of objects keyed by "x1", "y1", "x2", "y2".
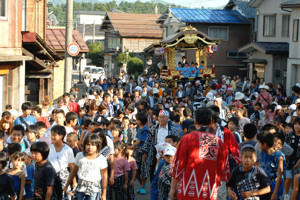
[
  {"x1": 93, "y1": 20, "x2": 95, "y2": 42},
  {"x1": 64, "y1": 0, "x2": 73, "y2": 92}
]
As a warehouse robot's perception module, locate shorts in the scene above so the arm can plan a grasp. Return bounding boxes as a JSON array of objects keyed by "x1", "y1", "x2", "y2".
[{"x1": 286, "y1": 169, "x2": 294, "y2": 179}]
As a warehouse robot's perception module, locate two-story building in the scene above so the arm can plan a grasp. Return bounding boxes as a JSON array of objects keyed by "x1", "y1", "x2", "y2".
[
  {"x1": 101, "y1": 12, "x2": 162, "y2": 77},
  {"x1": 74, "y1": 10, "x2": 106, "y2": 45},
  {"x1": 0, "y1": 0, "x2": 62, "y2": 112},
  {"x1": 281, "y1": 0, "x2": 300, "y2": 95},
  {"x1": 239, "y1": 0, "x2": 290, "y2": 86},
  {"x1": 156, "y1": 7, "x2": 252, "y2": 80}
]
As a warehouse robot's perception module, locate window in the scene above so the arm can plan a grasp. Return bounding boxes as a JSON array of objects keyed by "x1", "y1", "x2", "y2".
[
  {"x1": 0, "y1": 0, "x2": 7, "y2": 19},
  {"x1": 227, "y1": 50, "x2": 247, "y2": 59},
  {"x1": 293, "y1": 19, "x2": 299, "y2": 42},
  {"x1": 263, "y1": 15, "x2": 276, "y2": 37},
  {"x1": 208, "y1": 27, "x2": 229, "y2": 41},
  {"x1": 282, "y1": 15, "x2": 290, "y2": 37},
  {"x1": 108, "y1": 37, "x2": 120, "y2": 49}
]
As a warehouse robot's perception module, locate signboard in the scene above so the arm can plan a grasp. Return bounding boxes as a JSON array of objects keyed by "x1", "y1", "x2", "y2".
[{"x1": 67, "y1": 42, "x2": 80, "y2": 56}]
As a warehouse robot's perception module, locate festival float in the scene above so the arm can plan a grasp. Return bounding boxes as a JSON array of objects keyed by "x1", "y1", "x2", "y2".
[{"x1": 154, "y1": 26, "x2": 221, "y2": 87}]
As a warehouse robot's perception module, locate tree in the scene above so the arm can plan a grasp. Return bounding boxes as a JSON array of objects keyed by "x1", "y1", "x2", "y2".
[
  {"x1": 127, "y1": 57, "x2": 144, "y2": 74},
  {"x1": 87, "y1": 42, "x2": 104, "y2": 66}
]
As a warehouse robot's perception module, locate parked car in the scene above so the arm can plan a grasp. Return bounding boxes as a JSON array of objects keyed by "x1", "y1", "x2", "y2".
[{"x1": 83, "y1": 66, "x2": 105, "y2": 82}]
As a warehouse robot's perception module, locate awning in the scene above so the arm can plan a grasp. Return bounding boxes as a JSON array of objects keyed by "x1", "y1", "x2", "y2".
[
  {"x1": 238, "y1": 42, "x2": 289, "y2": 54},
  {"x1": 0, "y1": 55, "x2": 32, "y2": 62}
]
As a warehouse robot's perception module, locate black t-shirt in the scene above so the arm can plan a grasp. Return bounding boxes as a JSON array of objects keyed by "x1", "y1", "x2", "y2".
[
  {"x1": 182, "y1": 118, "x2": 194, "y2": 130},
  {"x1": 227, "y1": 166, "x2": 271, "y2": 200},
  {"x1": 34, "y1": 161, "x2": 55, "y2": 190},
  {"x1": 286, "y1": 132, "x2": 300, "y2": 169},
  {"x1": 0, "y1": 173, "x2": 14, "y2": 195}
]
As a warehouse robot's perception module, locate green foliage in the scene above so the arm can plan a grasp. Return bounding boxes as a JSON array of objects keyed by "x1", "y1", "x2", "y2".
[
  {"x1": 87, "y1": 42, "x2": 104, "y2": 66},
  {"x1": 117, "y1": 52, "x2": 131, "y2": 67},
  {"x1": 48, "y1": 1, "x2": 186, "y2": 26},
  {"x1": 127, "y1": 56, "x2": 144, "y2": 74}
]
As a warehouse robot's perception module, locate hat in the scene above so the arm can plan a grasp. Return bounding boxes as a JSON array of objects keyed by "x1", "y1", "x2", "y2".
[
  {"x1": 159, "y1": 110, "x2": 170, "y2": 117},
  {"x1": 23, "y1": 148, "x2": 31, "y2": 157},
  {"x1": 87, "y1": 95, "x2": 95, "y2": 100},
  {"x1": 259, "y1": 85, "x2": 266, "y2": 89},
  {"x1": 147, "y1": 86, "x2": 152, "y2": 92},
  {"x1": 164, "y1": 146, "x2": 177, "y2": 156},
  {"x1": 135, "y1": 86, "x2": 143, "y2": 91},
  {"x1": 272, "y1": 102, "x2": 278, "y2": 106},
  {"x1": 206, "y1": 92, "x2": 214, "y2": 101},
  {"x1": 240, "y1": 144, "x2": 255, "y2": 151},
  {"x1": 153, "y1": 88, "x2": 159, "y2": 94},
  {"x1": 295, "y1": 98, "x2": 300, "y2": 104},
  {"x1": 195, "y1": 80, "x2": 201, "y2": 84},
  {"x1": 187, "y1": 82, "x2": 191, "y2": 85},
  {"x1": 179, "y1": 84, "x2": 183, "y2": 88},
  {"x1": 155, "y1": 142, "x2": 171, "y2": 158},
  {"x1": 288, "y1": 104, "x2": 296, "y2": 110},
  {"x1": 275, "y1": 105, "x2": 282, "y2": 112},
  {"x1": 227, "y1": 87, "x2": 233, "y2": 91},
  {"x1": 235, "y1": 92, "x2": 244, "y2": 100},
  {"x1": 141, "y1": 93, "x2": 147, "y2": 98},
  {"x1": 245, "y1": 98, "x2": 251, "y2": 101}
]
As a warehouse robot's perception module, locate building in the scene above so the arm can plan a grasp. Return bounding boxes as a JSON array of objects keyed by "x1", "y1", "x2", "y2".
[
  {"x1": 0, "y1": 0, "x2": 62, "y2": 112},
  {"x1": 156, "y1": 7, "x2": 252, "y2": 80},
  {"x1": 74, "y1": 10, "x2": 106, "y2": 45},
  {"x1": 46, "y1": 28, "x2": 89, "y2": 100},
  {"x1": 101, "y1": 12, "x2": 163, "y2": 77},
  {"x1": 239, "y1": 0, "x2": 290, "y2": 86},
  {"x1": 281, "y1": 0, "x2": 300, "y2": 95}
]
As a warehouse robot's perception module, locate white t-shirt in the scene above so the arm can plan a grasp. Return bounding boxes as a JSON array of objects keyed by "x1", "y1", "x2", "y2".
[
  {"x1": 75, "y1": 152, "x2": 107, "y2": 193},
  {"x1": 106, "y1": 136, "x2": 115, "y2": 155},
  {"x1": 48, "y1": 144, "x2": 75, "y2": 173},
  {"x1": 157, "y1": 126, "x2": 168, "y2": 144}
]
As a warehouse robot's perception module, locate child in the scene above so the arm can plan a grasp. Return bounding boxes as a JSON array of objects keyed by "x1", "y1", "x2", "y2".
[
  {"x1": 7, "y1": 152, "x2": 26, "y2": 200},
  {"x1": 290, "y1": 173, "x2": 300, "y2": 200},
  {"x1": 250, "y1": 103, "x2": 261, "y2": 127},
  {"x1": 64, "y1": 134, "x2": 108, "y2": 200},
  {"x1": 25, "y1": 125, "x2": 39, "y2": 146},
  {"x1": 111, "y1": 124, "x2": 123, "y2": 142},
  {"x1": 239, "y1": 123, "x2": 257, "y2": 149},
  {"x1": 0, "y1": 152, "x2": 15, "y2": 200},
  {"x1": 23, "y1": 149, "x2": 34, "y2": 200},
  {"x1": 65, "y1": 112, "x2": 78, "y2": 140},
  {"x1": 128, "y1": 119, "x2": 137, "y2": 143},
  {"x1": 122, "y1": 116, "x2": 130, "y2": 144},
  {"x1": 122, "y1": 144, "x2": 138, "y2": 200},
  {"x1": 165, "y1": 135, "x2": 178, "y2": 147},
  {"x1": 227, "y1": 117, "x2": 242, "y2": 144},
  {"x1": 14, "y1": 102, "x2": 37, "y2": 130},
  {"x1": 181, "y1": 108, "x2": 194, "y2": 135},
  {"x1": 30, "y1": 142, "x2": 56, "y2": 200},
  {"x1": 257, "y1": 131, "x2": 285, "y2": 199},
  {"x1": 158, "y1": 146, "x2": 176, "y2": 200},
  {"x1": 8, "y1": 125, "x2": 29, "y2": 152},
  {"x1": 173, "y1": 114, "x2": 183, "y2": 137},
  {"x1": 265, "y1": 105, "x2": 275, "y2": 124},
  {"x1": 285, "y1": 118, "x2": 300, "y2": 199},
  {"x1": 133, "y1": 112, "x2": 149, "y2": 195},
  {"x1": 227, "y1": 146, "x2": 271, "y2": 200},
  {"x1": 35, "y1": 122, "x2": 51, "y2": 146},
  {"x1": 0, "y1": 131, "x2": 6, "y2": 153},
  {"x1": 66, "y1": 132, "x2": 79, "y2": 157},
  {"x1": 273, "y1": 132, "x2": 294, "y2": 158},
  {"x1": 113, "y1": 141, "x2": 130, "y2": 200}
]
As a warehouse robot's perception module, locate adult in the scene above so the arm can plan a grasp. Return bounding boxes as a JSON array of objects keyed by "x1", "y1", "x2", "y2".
[
  {"x1": 213, "y1": 95, "x2": 232, "y2": 125},
  {"x1": 230, "y1": 76, "x2": 237, "y2": 91},
  {"x1": 126, "y1": 77, "x2": 136, "y2": 94},
  {"x1": 254, "y1": 85, "x2": 272, "y2": 110},
  {"x1": 216, "y1": 79, "x2": 229, "y2": 92},
  {"x1": 191, "y1": 80, "x2": 203, "y2": 98},
  {"x1": 49, "y1": 98, "x2": 68, "y2": 115},
  {"x1": 170, "y1": 107, "x2": 228, "y2": 200},
  {"x1": 103, "y1": 92, "x2": 114, "y2": 117},
  {"x1": 142, "y1": 110, "x2": 178, "y2": 181}
]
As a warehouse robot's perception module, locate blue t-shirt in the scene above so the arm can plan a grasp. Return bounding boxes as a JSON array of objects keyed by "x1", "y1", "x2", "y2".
[
  {"x1": 24, "y1": 163, "x2": 34, "y2": 198},
  {"x1": 14, "y1": 115, "x2": 37, "y2": 130},
  {"x1": 136, "y1": 126, "x2": 149, "y2": 147},
  {"x1": 259, "y1": 150, "x2": 285, "y2": 182}
]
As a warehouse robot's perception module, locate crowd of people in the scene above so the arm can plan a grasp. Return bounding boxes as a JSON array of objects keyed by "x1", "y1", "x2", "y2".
[{"x1": 0, "y1": 71, "x2": 300, "y2": 200}]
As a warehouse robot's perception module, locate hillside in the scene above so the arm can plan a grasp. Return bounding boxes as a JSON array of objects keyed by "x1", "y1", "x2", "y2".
[{"x1": 48, "y1": 0, "x2": 186, "y2": 26}]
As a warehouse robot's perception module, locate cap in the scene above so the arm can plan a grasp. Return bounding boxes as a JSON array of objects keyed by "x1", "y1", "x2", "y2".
[
  {"x1": 164, "y1": 146, "x2": 177, "y2": 156},
  {"x1": 288, "y1": 104, "x2": 296, "y2": 110},
  {"x1": 141, "y1": 93, "x2": 147, "y2": 98},
  {"x1": 159, "y1": 110, "x2": 170, "y2": 117},
  {"x1": 227, "y1": 87, "x2": 233, "y2": 91},
  {"x1": 235, "y1": 92, "x2": 244, "y2": 100},
  {"x1": 135, "y1": 86, "x2": 143, "y2": 91},
  {"x1": 295, "y1": 98, "x2": 300, "y2": 104},
  {"x1": 196, "y1": 80, "x2": 201, "y2": 84},
  {"x1": 275, "y1": 105, "x2": 282, "y2": 112}
]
